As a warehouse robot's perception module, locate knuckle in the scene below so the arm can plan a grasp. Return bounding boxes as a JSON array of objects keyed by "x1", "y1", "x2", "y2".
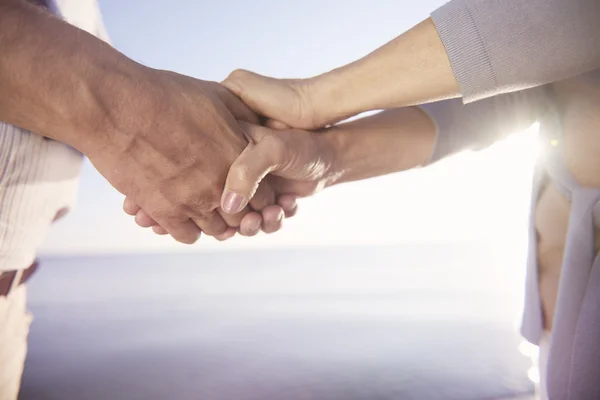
[
  {"x1": 146, "y1": 206, "x2": 169, "y2": 222},
  {"x1": 196, "y1": 218, "x2": 227, "y2": 237},
  {"x1": 169, "y1": 222, "x2": 201, "y2": 244},
  {"x1": 169, "y1": 203, "x2": 190, "y2": 219},
  {"x1": 227, "y1": 69, "x2": 250, "y2": 84},
  {"x1": 211, "y1": 224, "x2": 229, "y2": 237},
  {"x1": 225, "y1": 72, "x2": 247, "y2": 97},
  {"x1": 151, "y1": 204, "x2": 187, "y2": 227},
  {"x1": 122, "y1": 198, "x2": 138, "y2": 215},
  {"x1": 182, "y1": 192, "x2": 218, "y2": 215}
]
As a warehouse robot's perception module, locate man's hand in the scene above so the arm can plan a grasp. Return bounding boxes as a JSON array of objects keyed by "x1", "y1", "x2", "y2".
[
  {"x1": 117, "y1": 75, "x2": 297, "y2": 240},
  {"x1": 0, "y1": 0, "x2": 291, "y2": 244},
  {"x1": 122, "y1": 192, "x2": 296, "y2": 239},
  {"x1": 87, "y1": 71, "x2": 282, "y2": 244}
]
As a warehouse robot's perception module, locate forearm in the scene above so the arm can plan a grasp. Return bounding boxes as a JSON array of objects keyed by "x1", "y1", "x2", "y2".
[
  {"x1": 0, "y1": 0, "x2": 151, "y2": 153},
  {"x1": 309, "y1": 0, "x2": 600, "y2": 122},
  {"x1": 311, "y1": 18, "x2": 459, "y2": 124},
  {"x1": 323, "y1": 106, "x2": 436, "y2": 186},
  {"x1": 322, "y1": 83, "x2": 553, "y2": 185}
]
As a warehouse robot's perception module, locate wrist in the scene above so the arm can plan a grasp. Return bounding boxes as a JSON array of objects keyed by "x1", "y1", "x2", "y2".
[
  {"x1": 75, "y1": 61, "x2": 159, "y2": 156},
  {"x1": 35, "y1": 29, "x2": 159, "y2": 157},
  {"x1": 315, "y1": 127, "x2": 347, "y2": 188},
  {"x1": 305, "y1": 69, "x2": 360, "y2": 128}
]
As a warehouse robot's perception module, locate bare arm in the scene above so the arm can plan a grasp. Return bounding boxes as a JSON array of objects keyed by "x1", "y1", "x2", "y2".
[
  {"x1": 323, "y1": 107, "x2": 436, "y2": 185},
  {"x1": 307, "y1": 18, "x2": 460, "y2": 125},
  {"x1": 218, "y1": 107, "x2": 436, "y2": 213},
  {"x1": 221, "y1": 86, "x2": 554, "y2": 212},
  {"x1": 224, "y1": 18, "x2": 459, "y2": 130},
  {"x1": 317, "y1": 0, "x2": 600, "y2": 116},
  {"x1": 0, "y1": 0, "x2": 145, "y2": 153},
  {"x1": 224, "y1": 0, "x2": 600, "y2": 130}
]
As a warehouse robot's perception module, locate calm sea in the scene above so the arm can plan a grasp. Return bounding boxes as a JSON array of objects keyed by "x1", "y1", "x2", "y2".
[{"x1": 20, "y1": 244, "x2": 535, "y2": 400}]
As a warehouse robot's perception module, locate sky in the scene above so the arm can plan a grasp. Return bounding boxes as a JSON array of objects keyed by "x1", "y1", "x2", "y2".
[{"x1": 40, "y1": 0, "x2": 539, "y2": 255}]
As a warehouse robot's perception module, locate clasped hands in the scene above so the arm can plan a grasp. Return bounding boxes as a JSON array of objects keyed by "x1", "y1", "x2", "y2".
[{"x1": 116, "y1": 70, "x2": 339, "y2": 244}]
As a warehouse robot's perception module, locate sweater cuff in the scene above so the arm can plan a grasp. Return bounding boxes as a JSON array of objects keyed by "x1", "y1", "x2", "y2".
[
  {"x1": 418, "y1": 100, "x2": 466, "y2": 165},
  {"x1": 431, "y1": 1, "x2": 497, "y2": 103}
]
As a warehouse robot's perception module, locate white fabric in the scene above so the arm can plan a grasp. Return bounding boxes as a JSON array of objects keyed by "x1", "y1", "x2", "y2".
[
  {"x1": 0, "y1": 126, "x2": 83, "y2": 270},
  {"x1": 0, "y1": 285, "x2": 31, "y2": 400},
  {"x1": 48, "y1": 0, "x2": 110, "y2": 41}
]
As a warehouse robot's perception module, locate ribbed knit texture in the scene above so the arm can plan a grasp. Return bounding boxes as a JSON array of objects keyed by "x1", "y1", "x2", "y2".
[
  {"x1": 0, "y1": 126, "x2": 82, "y2": 270},
  {"x1": 432, "y1": 0, "x2": 600, "y2": 103}
]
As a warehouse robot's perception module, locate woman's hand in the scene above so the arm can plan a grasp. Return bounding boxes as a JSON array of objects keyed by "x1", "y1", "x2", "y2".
[
  {"x1": 220, "y1": 106, "x2": 437, "y2": 216},
  {"x1": 220, "y1": 122, "x2": 338, "y2": 214},
  {"x1": 223, "y1": 71, "x2": 336, "y2": 130}
]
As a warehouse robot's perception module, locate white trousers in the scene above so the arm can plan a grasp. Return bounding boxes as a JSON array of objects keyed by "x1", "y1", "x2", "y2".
[{"x1": 0, "y1": 285, "x2": 31, "y2": 400}]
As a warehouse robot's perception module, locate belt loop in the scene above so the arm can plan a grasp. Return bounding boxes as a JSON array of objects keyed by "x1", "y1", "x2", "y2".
[{"x1": 8, "y1": 269, "x2": 23, "y2": 297}]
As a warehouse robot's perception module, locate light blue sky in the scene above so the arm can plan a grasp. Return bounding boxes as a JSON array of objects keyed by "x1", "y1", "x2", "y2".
[{"x1": 41, "y1": 0, "x2": 537, "y2": 254}]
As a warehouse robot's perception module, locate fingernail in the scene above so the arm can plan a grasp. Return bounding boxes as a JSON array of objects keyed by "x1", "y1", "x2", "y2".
[{"x1": 222, "y1": 191, "x2": 245, "y2": 214}]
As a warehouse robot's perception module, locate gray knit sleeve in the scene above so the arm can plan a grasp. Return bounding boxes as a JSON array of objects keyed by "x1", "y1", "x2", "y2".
[
  {"x1": 422, "y1": 86, "x2": 554, "y2": 164},
  {"x1": 431, "y1": 0, "x2": 600, "y2": 103}
]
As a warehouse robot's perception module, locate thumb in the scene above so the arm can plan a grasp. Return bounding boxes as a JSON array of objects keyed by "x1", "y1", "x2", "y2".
[{"x1": 221, "y1": 124, "x2": 284, "y2": 214}]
